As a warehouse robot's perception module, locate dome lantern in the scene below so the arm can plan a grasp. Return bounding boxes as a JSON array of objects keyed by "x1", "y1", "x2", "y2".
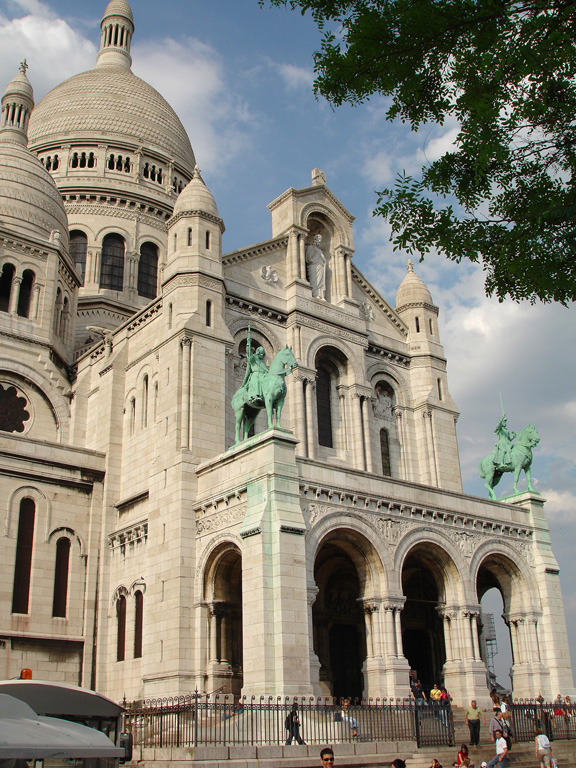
[
  {"x1": 97, "y1": 0, "x2": 135, "y2": 69},
  {"x1": 0, "y1": 61, "x2": 34, "y2": 146}
]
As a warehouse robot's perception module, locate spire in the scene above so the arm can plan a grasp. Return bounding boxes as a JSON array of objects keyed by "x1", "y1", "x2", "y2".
[
  {"x1": 0, "y1": 62, "x2": 34, "y2": 146},
  {"x1": 96, "y1": 0, "x2": 135, "y2": 69}
]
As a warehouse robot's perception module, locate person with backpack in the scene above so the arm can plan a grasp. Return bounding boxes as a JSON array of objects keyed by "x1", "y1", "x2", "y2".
[{"x1": 285, "y1": 701, "x2": 305, "y2": 745}]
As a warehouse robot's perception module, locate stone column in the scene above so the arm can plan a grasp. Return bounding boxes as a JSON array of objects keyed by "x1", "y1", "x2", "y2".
[
  {"x1": 353, "y1": 392, "x2": 365, "y2": 471},
  {"x1": 209, "y1": 604, "x2": 218, "y2": 663},
  {"x1": 299, "y1": 235, "x2": 307, "y2": 283},
  {"x1": 394, "y1": 408, "x2": 408, "y2": 480},
  {"x1": 30, "y1": 284, "x2": 41, "y2": 321},
  {"x1": 361, "y1": 395, "x2": 374, "y2": 473},
  {"x1": 180, "y1": 337, "x2": 192, "y2": 449},
  {"x1": 345, "y1": 253, "x2": 352, "y2": 298},
  {"x1": 423, "y1": 410, "x2": 439, "y2": 485},
  {"x1": 362, "y1": 602, "x2": 377, "y2": 658},
  {"x1": 394, "y1": 607, "x2": 404, "y2": 658},
  {"x1": 220, "y1": 609, "x2": 228, "y2": 663},
  {"x1": 439, "y1": 609, "x2": 454, "y2": 662},
  {"x1": 293, "y1": 374, "x2": 307, "y2": 457},
  {"x1": 307, "y1": 585, "x2": 321, "y2": 693},
  {"x1": 305, "y1": 377, "x2": 316, "y2": 460},
  {"x1": 289, "y1": 229, "x2": 300, "y2": 281},
  {"x1": 92, "y1": 249, "x2": 102, "y2": 286},
  {"x1": 383, "y1": 604, "x2": 398, "y2": 657},
  {"x1": 8, "y1": 277, "x2": 21, "y2": 314}
]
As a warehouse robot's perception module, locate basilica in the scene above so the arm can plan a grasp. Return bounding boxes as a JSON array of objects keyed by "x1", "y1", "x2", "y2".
[{"x1": 0, "y1": 0, "x2": 573, "y2": 706}]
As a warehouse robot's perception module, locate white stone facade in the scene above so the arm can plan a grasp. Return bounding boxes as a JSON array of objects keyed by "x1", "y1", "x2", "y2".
[{"x1": 0, "y1": 0, "x2": 573, "y2": 709}]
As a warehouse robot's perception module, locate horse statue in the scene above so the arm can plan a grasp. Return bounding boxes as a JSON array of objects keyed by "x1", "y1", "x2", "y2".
[
  {"x1": 232, "y1": 345, "x2": 298, "y2": 444},
  {"x1": 478, "y1": 423, "x2": 540, "y2": 499}
]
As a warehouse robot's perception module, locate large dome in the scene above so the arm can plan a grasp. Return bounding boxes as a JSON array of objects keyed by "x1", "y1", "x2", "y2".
[{"x1": 28, "y1": 65, "x2": 195, "y2": 174}]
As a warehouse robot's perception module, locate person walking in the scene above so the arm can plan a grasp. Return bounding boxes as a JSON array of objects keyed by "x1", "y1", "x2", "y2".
[
  {"x1": 487, "y1": 728, "x2": 508, "y2": 768},
  {"x1": 285, "y1": 702, "x2": 305, "y2": 745},
  {"x1": 465, "y1": 700, "x2": 486, "y2": 746},
  {"x1": 534, "y1": 728, "x2": 552, "y2": 767}
]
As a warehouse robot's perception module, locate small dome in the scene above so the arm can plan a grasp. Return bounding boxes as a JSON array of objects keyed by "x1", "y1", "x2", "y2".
[
  {"x1": 0, "y1": 133, "x2": 69, "y2": 246},
  {"x1": 395, "y1": 260, "x2": 433, "y2": 309},
  {"x1": 173, "y1": 166, "x2": 219, "y2": 218},
  {"x1": 103, "y1": 0, "x2": 134, "y2": 22},
  {"x1": 0, "y1": 66, "x2": 68, "y2": 245}
]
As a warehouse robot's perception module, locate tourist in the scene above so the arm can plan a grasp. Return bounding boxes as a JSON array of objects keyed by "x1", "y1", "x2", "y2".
[
  {"x1": 429, "y1": 759, "x2": 443, "y2": 768},
  {"x1": 489, "y1": 710, "x2": 505, "y2": 742},
  {"x1": 535, "y1": 727, "x2": 552, "y2": 767},
  {"x1": 465, "y1": 699, "x2": 486, "y2": 746},
  {"x1": 487, "y1": 728, "x2": 508, "y2": 768},
  {"x1": 456, "y1": 744, "x2": 474, "y2": 766},
  {"x1": 285, "y1": 701, "x2": 305, "y2": 745},
  {"x1": 340, "y1": 698, "x2": 359, "y2": 738},
  {"x1": 430, "y1": 683, "x2": 442, "y2": 703},
  {"x1": 320, "y1": 747, "x2": 335, "y2": 766},
  {"x1": 391, "y1": 761, "x2": 406, "y2": 768},
  {"x1": 490, "y1": 689, "x2": 500, "y2": 712}
]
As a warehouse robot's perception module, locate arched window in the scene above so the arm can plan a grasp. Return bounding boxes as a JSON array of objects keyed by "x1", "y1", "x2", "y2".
[
  {"x1": 380, "y1": 428, "x2": 391, "y2": 476},
  {"x1": 205, "y1": 230, "x2": 211, "y2": 250},
  {"x1": 142, "y1": 375, "x2": 149, "y2": 428},
  {"x1": 17, "y1": 270, "x2": 34, "y2": 318},
  {"x1": 415, "y1": 316, "x2": 420, "y2": 333},
  {"x1": 187, "y1": 228, "x2": 192, "y2": 246},
  {"x1": 437, "y1": 378, "x2": 443, "y2": 401},
  {"x1": 316, "y1": 366, "x2": 333, "y2": 447},
  {"x1": 70, "y1": 230, "x2": 87, "y2": 285},
  {"x1": 53, "y1": 288, "x2": 63, "y2": 335},
  {"x1": 116, "y1": 595, "x2": 126, "y2": 662},
  {"x1": 52, "y1": 537, "x2": 71, "y2": 618},
  {"x1": 12, "y1": 498, "x2": 35, "y2": 614},
  {"x1": 129, "y1": 397, "x2": 136, "y2": 436},
  {"x1": 60, "y1": 297, "x2": 69, "y2": 341},
  {"x1": 134, "y1": 590, "x2": 143, "y2": 658},
  {"x1": 0, "y1": 263, "x2": 15, "y2": 312},
  {"x1": 100, "y1": 233, "x2": 125, "y2": 291},
  {"x1": 206, "y1": 300, "x2": 212, "y2": 327},
  {"x1": 137, "y1": 242, "x2": 158, "y2": 299}
]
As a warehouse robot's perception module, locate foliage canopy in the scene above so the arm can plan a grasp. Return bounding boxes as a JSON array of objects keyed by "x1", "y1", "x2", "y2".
[{"x1": 264, "y1": 0, "x2": 576, "y2": 303}]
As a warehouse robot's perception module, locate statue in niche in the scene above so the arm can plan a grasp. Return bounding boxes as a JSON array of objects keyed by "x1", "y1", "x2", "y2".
[
  {"x1": 373, "y1": 384, "x2": 394, "y2": 420},
  {"x1": 306, "y1": 234, "x2": 326, "y2": 300},
  {"x1": 478, "y1": 415, "x2": 540, "y2": 498}
]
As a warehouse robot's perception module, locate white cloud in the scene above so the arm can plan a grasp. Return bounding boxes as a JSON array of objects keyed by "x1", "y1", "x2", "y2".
[
  {"x1": 0, "y1": 10, "x2": 95, "y2": 98},
  {"x1": 132, "y1": 37, "x2": 256, "y2": 175},
  {"x1": 275, "y1": 61, "x2": 314, "y2": 91}
]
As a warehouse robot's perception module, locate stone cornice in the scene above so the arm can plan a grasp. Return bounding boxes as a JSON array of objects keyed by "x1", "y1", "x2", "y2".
[
  {"x1": 300, "y1": 483, "x2": 534, "y2": 541},
  {"x1": 352, "y1": 266, "x2": 408, "y2": 337},
  {"x1": 222, "y1": 235, "x2": 288, "y2": 267},
  {"x1": 367, "y1": 344, "x2": 410, "y2": 367},
  {"x1": 225, "y1": 294, "x2": 287, "y2": 325},
  {"x1": 168, "y1": 208, "x2": 225, "y2": 233},
  {"x1": 396, "y1": 301, "x2": 439, "y2": 316},
  {"x1": 267, "y1": 184, "x2": 355, "y2": 224}
]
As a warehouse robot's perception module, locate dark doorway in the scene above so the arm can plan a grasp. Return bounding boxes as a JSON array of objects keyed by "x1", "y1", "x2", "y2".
[
  {"x1": 313, "y1": 540, "x2": 367, "y2": 700},
  {"x1": 401, "y1": 549, "x2": 447, "y2": 692},
  {"x1": 329, "y1": 624, "x2": 363, "y2": 701}
]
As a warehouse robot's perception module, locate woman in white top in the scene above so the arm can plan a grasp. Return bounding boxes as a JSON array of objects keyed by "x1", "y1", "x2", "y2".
[{"x1": 534, "y1": 728, "x2": 552, "y2": 767}]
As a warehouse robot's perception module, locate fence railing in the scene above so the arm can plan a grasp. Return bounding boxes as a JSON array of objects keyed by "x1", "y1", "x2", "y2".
[
  {"x1": 122, "y1": 694, "x2": 454, "y2": 749},
  {"x1": 510, "y1": 700, "x2": 576, "y2": 743}
]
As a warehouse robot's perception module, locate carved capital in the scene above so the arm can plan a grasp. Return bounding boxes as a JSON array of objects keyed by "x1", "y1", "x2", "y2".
[{"x1": 180, "y1": 337, "x2": 192, "y2": 348}]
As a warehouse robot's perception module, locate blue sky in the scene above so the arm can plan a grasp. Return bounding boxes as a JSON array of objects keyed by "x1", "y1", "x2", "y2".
[{"x1": 1, "y1": 0, "x2": 575, "y2": 691}]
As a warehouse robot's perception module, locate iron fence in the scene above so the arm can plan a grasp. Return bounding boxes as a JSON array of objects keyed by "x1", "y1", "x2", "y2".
[
  {"x1": 122, "y1": 694, "x2": 454, "y2": 749},
  {"x1": 510, "y1": 700, "x2": 576, "y2": 743}
]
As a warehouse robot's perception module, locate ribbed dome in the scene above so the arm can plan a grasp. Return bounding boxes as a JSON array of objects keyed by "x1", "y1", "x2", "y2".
[
  {"x1": 103, "y1": 0, "x2": 134, "y2": 22},
  {"x1": 0, "y1": 141, "x2": 69, "y2": 246},
  {"x1": 173, "y1": 166, "x2": 219, "y2": 218},
  {"x1": 395, "y1": 260, "x2": 433, "y2": 308},
  {"x1": 28, "y1": 66, "x2": 195, "y2": 174}
]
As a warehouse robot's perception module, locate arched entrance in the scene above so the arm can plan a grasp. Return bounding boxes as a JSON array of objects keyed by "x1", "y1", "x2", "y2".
[
  {"x1": 476, "y1": 553, "x2": 534, "y2": 694},
  {"x1": 312, "y1": 535, "x2": 372, "y2": 701},
  {"x1": 204, "y1": 544, "x2": 243, "y2": 695},
  {"x1": 401, "y1": 545, "x2": 449, "y2": 692}
]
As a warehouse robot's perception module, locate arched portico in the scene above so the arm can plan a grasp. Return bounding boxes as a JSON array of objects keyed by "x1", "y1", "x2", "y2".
[
  {"x1": 202, "y1": 542, "x2": 243, "y2": 695},
  {"x1": 476, "y1": 550, "x2": 548, "y2": 698}
]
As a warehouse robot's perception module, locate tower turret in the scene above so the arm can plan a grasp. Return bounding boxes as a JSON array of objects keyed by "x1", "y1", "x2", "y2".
[{"x1": 96, "y1": 0, "x2": 134, "y2": 69}]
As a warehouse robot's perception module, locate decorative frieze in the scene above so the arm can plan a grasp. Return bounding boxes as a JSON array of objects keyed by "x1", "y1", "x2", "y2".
[
  {"x1": 196, "y1": 505, "x2": 246, "y2": 535},
  {"x1": 109, "y1": 521, "x2": 148, "y2": 554}
]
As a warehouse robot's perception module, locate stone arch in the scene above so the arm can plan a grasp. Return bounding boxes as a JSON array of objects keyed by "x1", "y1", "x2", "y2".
[
  {"x1": 5, "y1": 486, "x2": 50, "y2": 541},
  {"x1": 309, "y1": 523, "x2": 387, "y2": 699},
  {"x1": 48, "y1": 525, "x2": 84, "y2": 555},
  {"x1": 394, "y1": 528, "x2": 469, "y2": 600},
  {"x1": 299, "y1": 202, "x2": 350, "y2": 248},
  {"x1": 305, "y1": 335, "x2": 363, "y2": 382},
  {"x1": 366, "y1": 363, "x2": 412, "y2": 409},
  {"x1": 200, "y1": 537, "x2": 243, "y2": 694},
  {"x1": 395, "y1": 533, "x2": 467, "y2": 690},
  {"x1": 195, "y1": 532, "x2": 243, "y2": 602},
  {"x1": 228, "y1": 317, "x2": 282, "y2": 356}
]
